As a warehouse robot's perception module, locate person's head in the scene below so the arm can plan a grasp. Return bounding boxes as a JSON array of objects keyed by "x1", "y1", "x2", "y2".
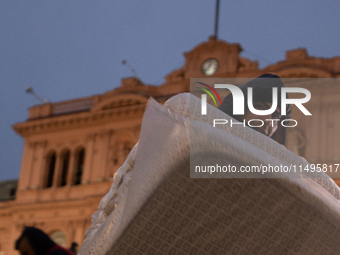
[
  {"x1": 218, "y1": 73, "x2": 290, "y2": 144},
  {"x1": 16, "y1": 236, "x2": 36, "y2": 255},
  {"x1": 69, "y1": 242, "x2": 79, "y2": 253},
  {"x1": 70, "y1": 242, "x2": 78, "y2": 248},
  {"x1": 15, "y1": 227, "x2": 56, "y2": 255}
]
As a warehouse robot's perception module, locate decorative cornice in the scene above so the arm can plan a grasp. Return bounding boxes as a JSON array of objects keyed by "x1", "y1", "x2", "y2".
[
  {"x1": 13, "y1": 104, "x2": 146, "y2": 137},
  {"x1": 91, "y1": 94, "x2": 149, "y2": 112}
]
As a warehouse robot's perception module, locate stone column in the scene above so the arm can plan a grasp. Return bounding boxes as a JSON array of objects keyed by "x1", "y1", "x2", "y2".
[
  {"x1": 66, "y1": 150, "x2": 76, "y2": 186},
  {"x1": 117, "y1": 143, "x2": 124, "y2": 166},
  {"x1": 52, "y1": 152, "x2": 62, "y2": 187},
  {"x1": 103, "y1": 130, "x2": 114, "y2": 180},
  {"x1": 82, "y1": 134, "x2": 96, "y2": 184},
  {"x1": 91, "y1": 129, "x2": 112, "y2": 182},
  {"x1": 31, "y1": 140, "x2": 48, "y2": 189},
  {"x1": 74, "y1": 220, "x2": 86, "y2": 246},
  {"x1": 17, "y1": 142, "x2": 35, "y2": 191}
]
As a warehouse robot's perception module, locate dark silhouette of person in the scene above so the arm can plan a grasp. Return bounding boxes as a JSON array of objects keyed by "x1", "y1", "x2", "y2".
[
  {"x1": 69, "y1": 242, "x2": 78, "y2": 254},
  {"x1": 219, "y1": 73, "x2": 291, "y2": 145},
  {"x1": 15, "y1": 227, "x2": 73, "y2": 255}
]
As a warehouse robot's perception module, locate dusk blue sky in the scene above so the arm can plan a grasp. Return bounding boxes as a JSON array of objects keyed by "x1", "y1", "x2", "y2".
[{"x1": 1, "y1": 0, "x2": 340, "y2": 181}]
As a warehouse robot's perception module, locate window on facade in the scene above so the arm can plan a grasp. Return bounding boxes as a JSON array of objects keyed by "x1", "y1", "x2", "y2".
[
  {"x1": 60, "y1": 150, "x2": 70, "y2": 187},
  {"x1": 50, "y1": 231, "x2": 66, "y2": 248},
  {"x1": 9, "y1": 187, "x2": 16, "y2": 197},
  {"x1": 123, "y1": 143, "x2": 132, "y2": 158},
  {"x1": 46, "y1": 152, "x2": 56, "y2": 188},
  {"x1": 74, "y1": 149, "x2": 85, "y2": 185}
]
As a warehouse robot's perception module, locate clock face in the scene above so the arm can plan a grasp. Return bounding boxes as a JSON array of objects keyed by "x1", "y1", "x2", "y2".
[{"x1": 201, "y1": 58, "x2": 219, "y2": 76}]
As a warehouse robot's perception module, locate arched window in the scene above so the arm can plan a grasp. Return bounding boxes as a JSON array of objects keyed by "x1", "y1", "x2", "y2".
[
  {"x1": 74, "y1": 148, "x2": 85, "y2": 185},
  {"x1": 60, "y1": 150, "x2": 70, "y2": 187},
  {"x1": 123, "y1": 143, "x2": 132, "y2": 156},
  {"x1": 50, "y1": 231, "x2": 66, "y2": 248},
  {"x1": 123, "y1": 142, "x2": 134, "y2": 160},
  {"x1": 46, "y1": 152, "x2": 56, "y2": 188},
  {"x1": 113, "y1": 139, "x2": 134, "y2": 168}
]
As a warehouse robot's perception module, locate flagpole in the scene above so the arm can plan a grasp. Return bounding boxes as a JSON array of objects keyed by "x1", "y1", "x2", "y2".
[{"x1": 214, "y1": 0, "x2": 220, "y2": 39}]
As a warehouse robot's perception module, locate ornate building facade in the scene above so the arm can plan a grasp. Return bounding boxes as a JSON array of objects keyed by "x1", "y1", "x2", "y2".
[{"x1": 1, "y1": 36, "x2": 340, "y2": 254}]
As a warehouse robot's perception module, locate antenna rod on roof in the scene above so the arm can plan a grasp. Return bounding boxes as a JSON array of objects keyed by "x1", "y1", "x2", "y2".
[
  {"x1": 122, "y1": 60, "x2": 141, "y2": 81},
  {"x1": 25, "y1": 87, "x2": 48, "y2": 103},
  {"x1": 214, "y1": 0, "x2": 220, "y2": 39}
]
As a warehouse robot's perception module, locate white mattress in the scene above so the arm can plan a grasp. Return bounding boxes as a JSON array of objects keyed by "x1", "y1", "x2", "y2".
[{"x1": 79, "y1": 93, "x2": 340, "y2": 255}]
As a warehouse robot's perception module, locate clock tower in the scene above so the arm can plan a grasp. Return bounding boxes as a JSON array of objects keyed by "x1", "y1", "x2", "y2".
[{"x1": 183, "y1": 36, "x2": 257, "y2": 79}]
